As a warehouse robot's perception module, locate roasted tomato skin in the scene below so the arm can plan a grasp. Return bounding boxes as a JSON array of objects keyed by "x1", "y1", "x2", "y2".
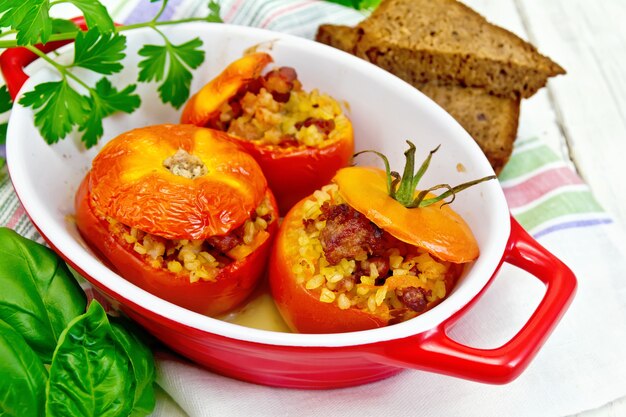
[
  {"x1": 232, "y1": 133, "x2": 354, "y2": 215},
  {"x1": 269, "y1": 188, "x2": 466, "y2": 334},
  {"x1": 76, "y1": 174, "x2": 279, "y2": 317},
  {"x1": 269, "y1": 197, "x2": 388, "y2": 334},
  {"x1": 180, "y1": 52, "x2": 354, "y2": 215},
  {"x1": 180, "y1": 52, "x2": 274, "y2": 127},
  {"x1": 89, "y1": 124, "x2": 267, "y2": 240}
]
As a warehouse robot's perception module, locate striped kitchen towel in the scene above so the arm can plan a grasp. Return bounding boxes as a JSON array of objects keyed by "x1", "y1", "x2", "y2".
[
  {"x1": 2, "y1": 2, "x2": 626, "y2": 417},
  {"x1": 498, "y1": 137, "x2": 612, "y2": 238}
]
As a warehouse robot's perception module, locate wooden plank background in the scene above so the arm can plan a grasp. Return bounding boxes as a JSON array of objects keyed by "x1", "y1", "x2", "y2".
[
  {"x1": 465, "y1": 1, "x2": 626, "y2": 415},
  {"x1": 466, "y1": 0, "x2": 626, "y2": 243}
]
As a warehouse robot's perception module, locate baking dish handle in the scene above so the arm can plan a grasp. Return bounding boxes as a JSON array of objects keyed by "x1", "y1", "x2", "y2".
[
  {"x1": 0, "y1": 17, "x2": 88, "y2": 99},
  {"x1": 375, "y1": 216, "x2": 576, "y2": 384}
]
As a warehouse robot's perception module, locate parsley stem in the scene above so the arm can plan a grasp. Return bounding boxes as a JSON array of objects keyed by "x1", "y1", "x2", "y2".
[
  {"x1": 0, "y1": 30, "x2": 17, "y2": 39},
  {"x1": 152, "y1": 0, "x2": 170, "y2": 23},
  {"x1": 151, "y1": 27, "x2": 170, "y2": 46},
  {"x1": 0, "y1": 35, "x2": 67, "y2": 49},
  {"x1": 25, "y1": 46, "x2": 66, "y2": 72},
  {"x1": 119, "y1": 17, "x2": 216, "y2": 32},
  {"x1": 25, "y1": 45, "x2": 92, "y2": 92},
  {"x1": 0, "y1": 17, "x2": 214, "y2": 49}
]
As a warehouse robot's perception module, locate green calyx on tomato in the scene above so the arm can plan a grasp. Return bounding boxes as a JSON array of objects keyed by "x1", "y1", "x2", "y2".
[{"x1": 355, "y1": 140, "x2": 496, "y2": 208}]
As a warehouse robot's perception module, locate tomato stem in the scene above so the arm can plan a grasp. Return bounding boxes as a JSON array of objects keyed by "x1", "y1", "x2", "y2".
[
  {"x1": 353, "y1": 149, "x2": 395, "y2": 197},
  {"x1": 354, "y1": 141, "x2": 496, "y2": 208}
]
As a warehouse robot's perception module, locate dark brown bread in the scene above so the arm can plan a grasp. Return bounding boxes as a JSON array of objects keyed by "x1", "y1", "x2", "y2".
[
  {"x1": 316, "y1": 24, "x2": 519, "y2": 173},
  {"x1": 316, "y1": 24, "x2": 360, "y2": 53},
  {"x1": 417, "y1": 82, "x2": 519, "y2": 173},
  {"x1": 354, "y1": 0, "x2": 565, "y2": 99}
]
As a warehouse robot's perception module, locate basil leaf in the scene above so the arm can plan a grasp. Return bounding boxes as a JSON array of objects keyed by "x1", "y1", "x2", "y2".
[
  {"x1": 0, "y1": 228, "x2": 86, "y2": 363},
  {"x1": 46, "y1": 302, "x2": 135, "y2": 417},
  {"x1": 0, "y1": 319, "x2": 47, "y2": 417},
  {"x1": 110, "y1": 319, "x2": 156, "y2": 416}
]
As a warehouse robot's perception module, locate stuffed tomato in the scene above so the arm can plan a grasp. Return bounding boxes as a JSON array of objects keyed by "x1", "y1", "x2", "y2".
[
  {"x1": 75, "y1": 124, "x2": 278, "y2": 316},
  {"x1": 181, "y1": 52, "x2": 354, "y2": 214},
  {"x1": 269, "y1": 143, "x2": 494, "y2": 333}
]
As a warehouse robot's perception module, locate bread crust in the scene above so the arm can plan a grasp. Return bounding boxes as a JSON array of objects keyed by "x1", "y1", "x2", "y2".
[
  {"x1": 315, "y1": 23, "x2": 522, "y2": 174},
  {"x1": 355, "y1": 0, "x2": 564, "y2": 99}
]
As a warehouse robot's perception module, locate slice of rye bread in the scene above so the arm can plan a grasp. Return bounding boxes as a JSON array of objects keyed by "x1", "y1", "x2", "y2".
[
  {"x1": 417, "y1": 82, "x2": 519, "y2": 173},
  {"x1": 354, "y1": 0, "x2": 565, "y2": 99},
  {"x1": 316, "y1": 24, "x2": 520, "y2": 174}
]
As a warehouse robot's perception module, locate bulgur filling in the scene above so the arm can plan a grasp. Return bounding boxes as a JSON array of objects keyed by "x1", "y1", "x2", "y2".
[
  {"x1": 106, "y1": 197, "x2": 274, "y2": 283},
  {"x1": 209, "y1": 67, "x2": 349, "y2": 147},
  {"x1": 292, "y1": 184, "x2": 459, "y2": 324}
]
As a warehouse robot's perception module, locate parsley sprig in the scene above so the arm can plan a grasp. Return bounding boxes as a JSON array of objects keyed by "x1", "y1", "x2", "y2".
[
  {"x1": 0, "y1": 0, "x2": 222, "y2": 148},
  {"x1": 137, "y1": 31, "x2": 205, "y2": 109}
]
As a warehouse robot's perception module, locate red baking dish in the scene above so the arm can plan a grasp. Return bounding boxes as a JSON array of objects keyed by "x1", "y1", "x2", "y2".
[{"x1": 4, "y1": 23, "x2": 576, "y2": 389}]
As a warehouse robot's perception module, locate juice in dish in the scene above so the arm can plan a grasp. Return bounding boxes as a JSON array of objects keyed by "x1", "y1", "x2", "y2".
[{"x1": 218, "y1": 284, "x2": 291, "y2": 333}]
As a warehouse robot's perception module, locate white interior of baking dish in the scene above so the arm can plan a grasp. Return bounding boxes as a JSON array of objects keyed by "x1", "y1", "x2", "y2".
[{"x1": 6, "y1": 23, "x2": 510, "y2": 347}]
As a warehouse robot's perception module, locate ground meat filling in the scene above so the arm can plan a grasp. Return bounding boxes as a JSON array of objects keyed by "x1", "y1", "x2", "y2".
[
  {"x1": 207, "y1": 233, "x2": 241, "y2": 254},
  {"x1": 319, "y1": 203, "x2": 384, "y2": 265},
  {"x1": 292, "y1": 184, "x2": 458, "y2": 323},
  {"x1": 209, "y1": 66, "x2": 347, "y2": 147},
  {"x1": 262, "y1": 67, "x2": 298, "y2": 103},
  {"x1": 318, "y1": 203, "x2": 432, "y2": 312},
  {"x1": 295, "y1": 117, "x2": 335, "y2": 135},
  {"x1": 355, "y1": 257, "x2": 390, "y2": 286},
  {"x1": 206, "y1": 205, "x2": 272, "y2": 254},
  {"x1": 396, "y1": 287, "x2": 432, "y2": 313}
]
